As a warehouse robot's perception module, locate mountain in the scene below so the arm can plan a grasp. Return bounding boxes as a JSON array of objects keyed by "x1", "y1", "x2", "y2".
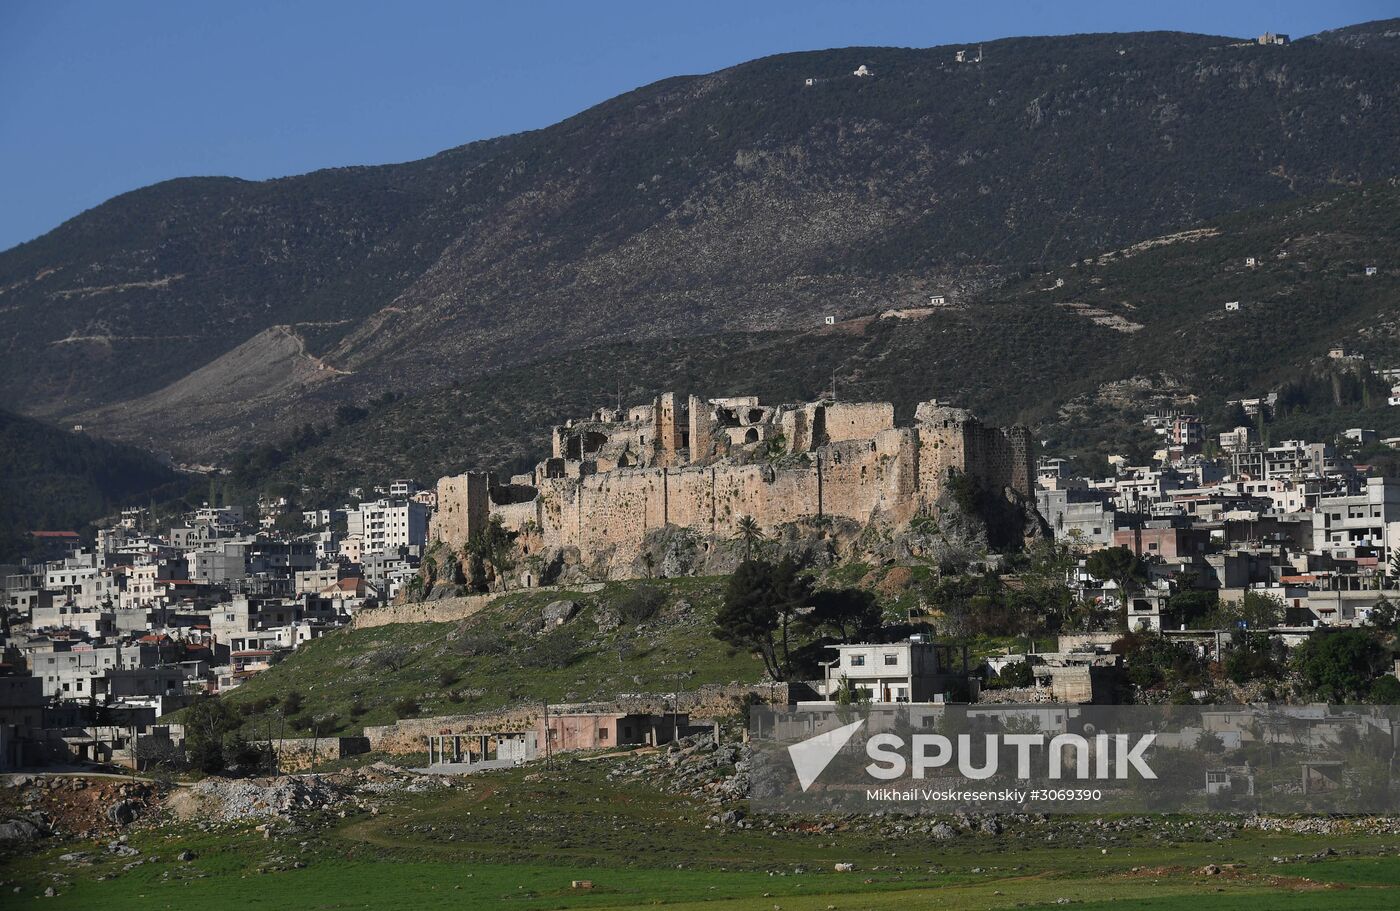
[
  {"x1": 0, "y1": 409, "x2": 184, "y2": 560},
  {"x1": 234, "y1": 179, "x2": 1400, "y2": 504},
  {"x1": 3, "y1": 22, "x2": 1400, "y2": 459}
]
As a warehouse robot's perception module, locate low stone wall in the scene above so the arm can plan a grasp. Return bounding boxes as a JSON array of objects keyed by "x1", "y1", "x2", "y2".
[
  {"x1": 362, "y1": 683, "x2": 791, "y2": 754},
  {"x1": 269, "y1": 736, "x2": 371, "y2": 772},
  {"x1": 351, "y1": 595, "x2": 497, "y2": 629},
  {"x1": 352, "y1": 583, "x2": 607, "y2": 629},
  {"x1": 1057, "y1": 633, "x2": 1121, "y2": 653},
  {"x1": 976, "y1": 686, "x2": 1050, "y2": 704}
]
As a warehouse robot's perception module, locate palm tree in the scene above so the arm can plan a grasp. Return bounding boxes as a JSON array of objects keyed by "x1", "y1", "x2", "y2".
[{"x1": 735, "y1": 515, "x2": 764, "y2": 561}]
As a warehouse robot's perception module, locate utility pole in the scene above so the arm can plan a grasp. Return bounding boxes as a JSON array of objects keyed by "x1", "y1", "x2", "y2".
[{"x1": 543, "y1": 700, "x2": 552, "y2": 770}]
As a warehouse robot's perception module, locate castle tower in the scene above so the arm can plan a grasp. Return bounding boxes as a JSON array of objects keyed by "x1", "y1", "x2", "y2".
[
  {"x1": 688, "y1": 394, "x2": 715, "y2": 465},
  {"x1": 653, "y1": 392, "x2": 683, "y2": 468},
  {"x1": 431, "y1": 471, "x2": 493, "y2": 550}
]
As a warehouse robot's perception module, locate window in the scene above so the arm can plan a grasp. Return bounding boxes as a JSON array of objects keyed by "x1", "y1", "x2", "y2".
[
  {"x1": 598, "y1": 728, "x2": 609, "y2": 741},
  {"x1": 849, "y1": 654, "x2": 865, "y2": 667},
  {"x1": 883, "y1": 654, "x2": 898, "y2": 666}
]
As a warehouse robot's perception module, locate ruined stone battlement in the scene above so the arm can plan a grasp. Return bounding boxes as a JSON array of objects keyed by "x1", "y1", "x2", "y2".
[{"x1": 430, "y1": 393, "x2": 1033, "y2": 576}]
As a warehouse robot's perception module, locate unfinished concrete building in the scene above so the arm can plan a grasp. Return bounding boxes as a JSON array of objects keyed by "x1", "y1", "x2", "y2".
[{"x1": 431, "y1": 393, "x2": 1033, "y2": 575}]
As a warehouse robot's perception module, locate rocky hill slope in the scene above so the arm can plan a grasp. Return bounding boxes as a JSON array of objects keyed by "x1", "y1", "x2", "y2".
[
  {"x1": 4, "y1": 22, "x2": 1400, "y2": 458},
  {"x1": 237, "y1": 178, "x2": 1399, "y2": 502}
]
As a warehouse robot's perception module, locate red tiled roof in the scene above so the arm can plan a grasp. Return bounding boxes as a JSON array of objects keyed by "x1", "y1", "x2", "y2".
[{"x1": 31, "y1": 530, "x2": 80, "y2": 538}]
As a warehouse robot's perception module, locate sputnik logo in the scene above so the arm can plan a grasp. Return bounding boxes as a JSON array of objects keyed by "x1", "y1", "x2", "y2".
[{"x1": 788, "y1": 718, "x2": 865, "y2": 791}]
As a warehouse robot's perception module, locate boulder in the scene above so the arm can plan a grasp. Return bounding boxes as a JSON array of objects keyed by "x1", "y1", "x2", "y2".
[
  {"x1": 0, "y1": 817, "x2": 42, "y2": 842},
  {"x1": 107, "y1": 799, "x2": 140, "y2": 826},
  {"x1": 541, "y1": 600, "x2": 580, "y2": 628}
]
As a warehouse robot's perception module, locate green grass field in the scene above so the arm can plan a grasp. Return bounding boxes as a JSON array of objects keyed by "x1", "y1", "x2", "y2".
[{"x1": 6, "y1": 754, "x2": 1400, "y2": 910}]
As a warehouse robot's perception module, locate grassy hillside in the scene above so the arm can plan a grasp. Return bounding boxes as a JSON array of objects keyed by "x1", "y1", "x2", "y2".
[
  {"x1": 6, "y1": 23, "x2": 1400, "y2": 457},
  {"x1": 0, "y1": 409, "x2": 184, "y2": 561},
  {"x1": 221, "y1": 578, "x2": 766, "y2": 737}
]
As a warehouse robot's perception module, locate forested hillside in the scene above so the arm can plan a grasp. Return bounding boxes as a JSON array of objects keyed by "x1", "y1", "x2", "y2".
[{"x1": 0, "y1": 410, "x2": 183, "y2": 560}]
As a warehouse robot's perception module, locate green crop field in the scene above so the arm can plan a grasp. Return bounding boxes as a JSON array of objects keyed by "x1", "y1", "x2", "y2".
[{"x1": 6, "y1": 754, "x2": 1400, "y2": 910}]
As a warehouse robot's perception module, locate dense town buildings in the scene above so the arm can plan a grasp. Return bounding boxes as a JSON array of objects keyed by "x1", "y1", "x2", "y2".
[{"x1": 4, "y1": 385, "x2": 1400, "y2": 770}]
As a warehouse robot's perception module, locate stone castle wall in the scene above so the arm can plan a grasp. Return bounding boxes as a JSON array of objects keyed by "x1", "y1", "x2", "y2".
[{"x1": 431, "y1": 395, "x2": 1034, "y2": 573}]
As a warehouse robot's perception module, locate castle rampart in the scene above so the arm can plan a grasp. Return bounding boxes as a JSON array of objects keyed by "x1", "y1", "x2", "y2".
[{"x1": 432, "y1": 394, "x2": 1034, "y2": 575}]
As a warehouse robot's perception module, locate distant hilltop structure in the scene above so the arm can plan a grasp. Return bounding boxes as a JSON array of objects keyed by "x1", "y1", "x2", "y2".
[
  {"x1": 1257, "y1": 32, "x2": 1289, "y2": 46},
  {"x1": 432, "y1": 393, "x2": 1033, "y2": 577}
]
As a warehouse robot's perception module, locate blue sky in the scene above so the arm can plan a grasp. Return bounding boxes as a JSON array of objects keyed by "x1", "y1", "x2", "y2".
[{"x1": 0, "y1": 0, "x2": 1394, "y2": 251}]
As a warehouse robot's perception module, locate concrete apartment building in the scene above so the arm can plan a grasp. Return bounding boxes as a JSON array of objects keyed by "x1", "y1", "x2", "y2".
[
  {"x1": 1036, "y1": 488, "x2": 1116, "y2": 549},
  {"x1": 1230, "y1": 440, "x2": 1345, "y2": 482},
  {"x1": 1312, "y1": 477, "x2": 1400, "y2": 564},
  {"x1": 348, "y1": 499, "x2": 429, "y2": 555}
]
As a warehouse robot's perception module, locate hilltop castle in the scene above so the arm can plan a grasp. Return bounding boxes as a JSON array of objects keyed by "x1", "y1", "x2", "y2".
[{"x1": 431, "y1": 394, "x2": 1033, "y2": 576}]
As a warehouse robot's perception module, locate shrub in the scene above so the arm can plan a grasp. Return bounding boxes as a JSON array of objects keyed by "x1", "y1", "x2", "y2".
[
  {"x1": 282, "y1": 690, "x2": 305, "y2": 716},
  {"x1": 1370, "y1": 675, "x2": 1400, "y2": 704},
  {"x1": 521, "y1": 629, "x2": 580, "y2": 669},
  {"x1": 990, "y1": 660, "x2": 1034, "y2": 688},
  {"x1": 392, "y1": 698, "x2": 420, "y2": 719},
  {"x1": 616, "y1": 586, "x2": 666, "y2": 624},
  {"x1": 1293, "y1": 629, "x2": 1389, "y2": 702},
  {"x1": 374, "y1": 645, "x2": 413, "y2": 672}
]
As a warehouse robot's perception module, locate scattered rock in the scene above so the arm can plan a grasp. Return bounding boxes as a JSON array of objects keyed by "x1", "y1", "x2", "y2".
[
  {"x1": 0, "y1": 817, "x2": 43, "y2": 842},
  {"x1": 107, "y1": 800, "x2": 140, "y2": 826}
]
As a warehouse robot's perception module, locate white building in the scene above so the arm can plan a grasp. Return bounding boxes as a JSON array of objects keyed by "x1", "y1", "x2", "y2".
[
  {"x1": 816, "y1": 639, "x2": 971, "y2": 704},
  {"x1": 346, "y1": 499, "x2": 428, "y2": 555}
]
